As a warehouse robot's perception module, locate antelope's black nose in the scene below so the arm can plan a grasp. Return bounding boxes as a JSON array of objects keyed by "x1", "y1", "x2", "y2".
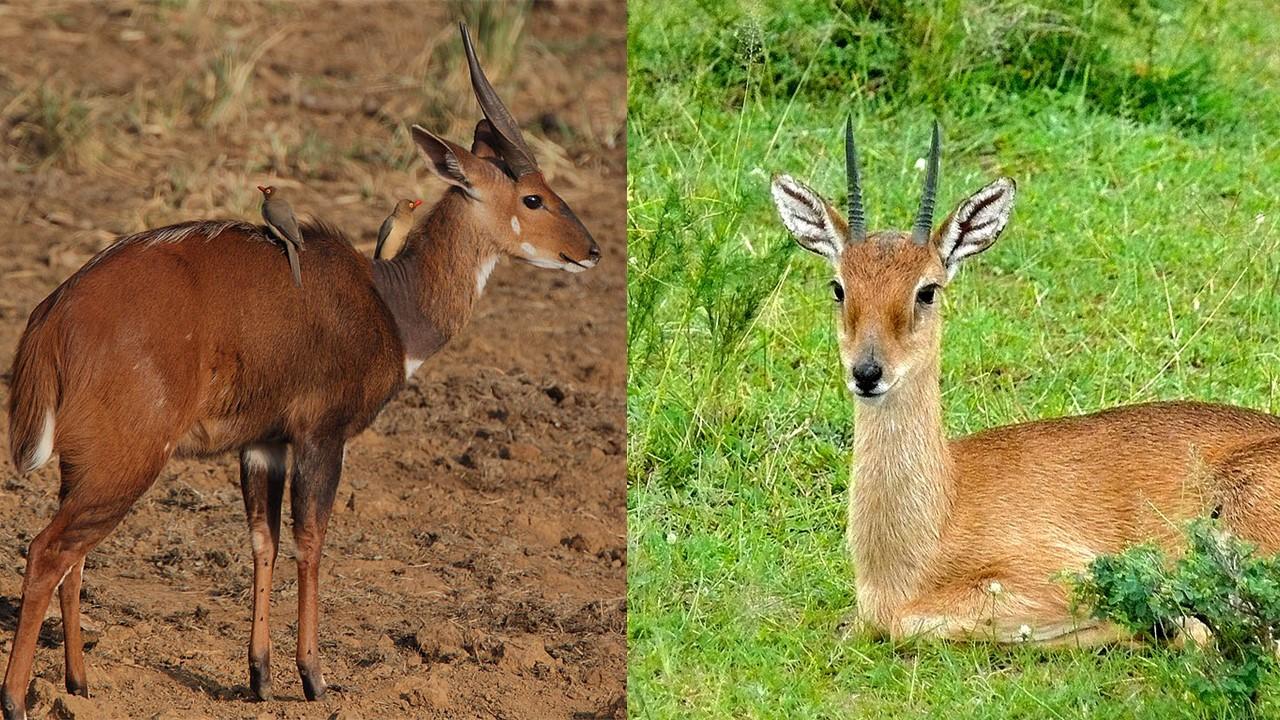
[
  {"x1": 588, "y1": 244, "x2": 601, "y2": 263},
  {"x1": 851, "y1": 361, "x2": 883, "y2": 393}
]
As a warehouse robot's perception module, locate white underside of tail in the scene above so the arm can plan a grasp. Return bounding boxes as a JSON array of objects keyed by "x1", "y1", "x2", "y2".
[{"x1": 26, "y1": 409, "x2": 55, "y2": 472}]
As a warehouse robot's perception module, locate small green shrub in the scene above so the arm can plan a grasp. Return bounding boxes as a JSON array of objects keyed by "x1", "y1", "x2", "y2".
[{"x1": 1074, "y1": 519, "x2": 1280, "y2": 715}]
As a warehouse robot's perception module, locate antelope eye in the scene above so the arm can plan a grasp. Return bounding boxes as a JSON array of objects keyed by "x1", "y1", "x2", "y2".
[
  {"x1": 916, "y1": 284, "x2": 940, "y2": 305},
  {"x1": 522, "y1": 194, "x2": 543, "y2": 210},
  {"x1": 830, "y1": 280, "x2": 845, "y2": 303}
]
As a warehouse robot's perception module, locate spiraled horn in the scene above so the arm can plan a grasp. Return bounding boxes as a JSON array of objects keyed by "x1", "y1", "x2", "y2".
[
  {"x1": 845, "y1": 115, "x2": 865, "y2": 242},
  {"x1": 459, "y1": 22, "x2": 538, "y2": 177},
  {"x1": 912, "y1": 120, "x2": 941, "y2": 245}
]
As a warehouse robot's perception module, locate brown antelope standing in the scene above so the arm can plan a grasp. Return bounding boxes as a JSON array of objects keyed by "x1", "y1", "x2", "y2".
[
  {"x1": 1, "y1": 23, "x2": 599, "y2": 720},
  {"x1": 770, "y1": 117, "x2": 1280, "y2": 646}
]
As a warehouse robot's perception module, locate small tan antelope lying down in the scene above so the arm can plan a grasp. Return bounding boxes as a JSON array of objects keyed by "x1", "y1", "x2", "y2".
[
  {"x1": 2, "y1": 24, "x2": 599, "y2": 720},
  {"x1": 770, "y1": 118, "x2": 1280, "y2": 646}
]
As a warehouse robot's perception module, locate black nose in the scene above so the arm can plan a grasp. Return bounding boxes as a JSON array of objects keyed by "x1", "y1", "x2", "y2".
[
  {"x1": 588, "y1": 244, "x2": 601, "y2": 262},
  {"x1": 851, "y1": 361, "x2": 883, "y2": 392}
]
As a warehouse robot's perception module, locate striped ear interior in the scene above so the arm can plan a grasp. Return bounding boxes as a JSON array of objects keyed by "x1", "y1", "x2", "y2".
[
  {"x1": 937, "y1": 177, "x2": 1016, "y2": 274},
  {"x1": 771, "y1": 174, "x2": 844, "y2": 261}
]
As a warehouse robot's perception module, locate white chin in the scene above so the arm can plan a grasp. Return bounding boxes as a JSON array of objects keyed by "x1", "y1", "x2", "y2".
[
  {"x1": 517, "y1": 255, "x2": 597, "y2": 273},
  {"x1": 846, "y1": 381, "x2": 891, "y2": 403},
  {"x1": 518, "y1": 256, "x2": 567, "y2": 270}
]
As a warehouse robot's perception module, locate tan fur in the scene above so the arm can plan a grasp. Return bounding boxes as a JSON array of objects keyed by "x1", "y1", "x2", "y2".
[
  {"x1": 775, "y1": 179, "x2": 1280, "y2": 647},
  {"x1": 847, "y1": 233, "x2": 1280, "y2": 644}
]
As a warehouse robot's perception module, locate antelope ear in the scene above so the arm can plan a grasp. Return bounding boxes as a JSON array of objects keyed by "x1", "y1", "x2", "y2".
[
  {"x1": 935, "y1": 177, "x2": 1016, "y2": 278},
  {"x1": 412, "y1": 125, "x2": 477, "y2": 195},
  {"x1": 470, "y1": 119, "x2": 502, "y2": 161},
  {"x1": 771, "y1": 174, "x2": 847, "y2": 263}
]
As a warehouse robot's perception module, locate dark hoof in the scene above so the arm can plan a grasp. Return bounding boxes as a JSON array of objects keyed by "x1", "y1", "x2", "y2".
[
  {"x1": 64, "y1": 678, "x2": 88, "y2": 698},
  {"x1": 249, "y1": 659, "x2": 273, "y2": 702},
  {"x1": 251, "y1": 680, "x2": 273, "y2": 703},
  {"x1": 299, "y1": 666, "x2": 326, "y2": 701},
  {"x1": 248, "y1": 653, "x2": 273, "y2": 696},
  {"x1": 1, "y1": 687, "x2": 25, "y2": 720}
]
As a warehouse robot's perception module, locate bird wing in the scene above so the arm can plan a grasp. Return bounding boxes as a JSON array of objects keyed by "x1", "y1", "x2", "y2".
[
  {"x1": 374, "y1": 215, "x2": 395, "y2": 259},
  {"x1": 264, "y1": 201, "x2": 304, "y2": 245}
]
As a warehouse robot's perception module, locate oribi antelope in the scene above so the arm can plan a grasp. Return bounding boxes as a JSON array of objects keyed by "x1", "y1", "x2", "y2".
[{"x1": 771, "y1": 118, "x2": 1280, "y2": 646}]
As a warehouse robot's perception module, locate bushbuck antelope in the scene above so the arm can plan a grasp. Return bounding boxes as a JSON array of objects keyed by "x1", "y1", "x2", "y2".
[
  {"x1": 770, "y1": 118, "x2": 1280, "y2": 646},
  {"x1": 1, "y1": 23, "x2": 599, "y2": 719}
]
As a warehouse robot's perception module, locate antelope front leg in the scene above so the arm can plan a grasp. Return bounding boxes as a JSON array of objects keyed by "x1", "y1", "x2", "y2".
[
  {"x1": 289, "y1": 437, "x2": 344, "y2": 701},
  {"x1": 239, "y1": 443, "x2": 287, "y2": 701},
  {"x1": 891, "y1": 584, "x2": 1133, "y2": 647}
]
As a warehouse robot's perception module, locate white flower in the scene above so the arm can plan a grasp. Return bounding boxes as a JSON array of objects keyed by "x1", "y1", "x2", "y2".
[
  {"x1": 1256, "y1": 213, "x2": 1267, "y2": 227},
  {"x1": 665, "y1": 531, "x2": 677, "y2": 544},
  {"x1": 987, "y1": 580, "x2": 1003, "y2": 595},
  {"x1": 914, "y1": 157, "x2": 927, "y2": 171},
  {"x1": 1018, "y1": 624, "x2": 1032, "y2": 641}
]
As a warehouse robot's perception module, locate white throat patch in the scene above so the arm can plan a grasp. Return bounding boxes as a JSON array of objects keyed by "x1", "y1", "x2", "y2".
[
  {"x1": 405, "y1": 357, "x2": 424, "y2": 379},
  {"x1": 475, "y1": 256, "x2": 499, "y2": 295}
]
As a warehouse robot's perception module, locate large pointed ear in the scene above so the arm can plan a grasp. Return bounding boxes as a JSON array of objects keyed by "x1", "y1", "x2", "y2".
[
  {"x1": 935, "y1": 177, "x2": 1015, "y2": 278},
  {"x1": 771, "y1": 174, "x2": 847, "y2": 263},
  {"x1": 412, "y1": 125, "x2": 478, "y2": 196}
]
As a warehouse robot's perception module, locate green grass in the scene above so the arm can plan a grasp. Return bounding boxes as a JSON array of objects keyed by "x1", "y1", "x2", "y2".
[{"x1": 626, "y1": 0, "x2": 1280, "y2": 717}]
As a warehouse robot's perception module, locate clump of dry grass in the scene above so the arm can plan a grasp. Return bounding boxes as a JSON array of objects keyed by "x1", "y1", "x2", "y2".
[
  {"x1": 8, "y1": 86, "x2": 89, "y2": 162},
  {"x1": 189, "y1": 26, "x2": 288, "y2": 128}
]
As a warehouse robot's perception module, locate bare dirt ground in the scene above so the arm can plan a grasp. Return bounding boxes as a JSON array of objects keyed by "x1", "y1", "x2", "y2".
[{"x1": 0, "y1": 1, "x2": 626, "y2": 718}]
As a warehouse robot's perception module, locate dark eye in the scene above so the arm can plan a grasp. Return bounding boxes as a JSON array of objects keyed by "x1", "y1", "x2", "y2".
[
  {"x1": 830, "y1": 280, "x2": 844, "y2": 303},
  {"x1": 916, "y1": 284, "x2": 940, "y2": 305},
  {"x1": 522, "y1": 194, "x2": 543, "y2": 210}
]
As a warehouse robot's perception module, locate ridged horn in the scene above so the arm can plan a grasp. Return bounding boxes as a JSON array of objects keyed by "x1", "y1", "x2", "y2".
[
  {"x1": 459, "y1": 22, "x2": 538, "y2": 177},
  {"x1": 912, "y1": 120, "x2": 941, "y2": 245},
  {"x1": 845, "y1": 115, "x2": 865, "y2": 242}
]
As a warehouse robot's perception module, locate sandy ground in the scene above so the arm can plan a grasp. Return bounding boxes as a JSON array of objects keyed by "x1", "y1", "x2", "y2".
[{"x1": 0, "y1": 1, "x2": 626, "y2": 718}]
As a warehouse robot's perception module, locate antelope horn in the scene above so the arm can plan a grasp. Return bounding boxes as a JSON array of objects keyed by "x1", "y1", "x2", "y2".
[
  {"x1": 912, "y1": 120, "x2": 941, "y2": 245},
  {"x1": 845, "y1": 115, "x2": 865, "y2": 242},
  {"x1": 459, "y1": 21, "x2": 539, "y2": 177}
]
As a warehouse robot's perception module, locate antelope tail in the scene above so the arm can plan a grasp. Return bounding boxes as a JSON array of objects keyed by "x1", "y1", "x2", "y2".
[{"x1": 8, "y1": 318, "x2": 59, "y2": 474}]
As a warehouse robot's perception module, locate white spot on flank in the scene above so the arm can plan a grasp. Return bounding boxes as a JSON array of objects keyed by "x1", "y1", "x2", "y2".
[
  {"x1": 26, "y1": 409, "x2": 55, "y2": 472},
  {"x1": 510, "y1": 216, "x2": 521, "y2": 235},
  {"x1": 405, "y1": 357, "x2": 424, "y2": 379},
  {"x1": 475, "y1": 256, "x2": 499, "y2": 295}
]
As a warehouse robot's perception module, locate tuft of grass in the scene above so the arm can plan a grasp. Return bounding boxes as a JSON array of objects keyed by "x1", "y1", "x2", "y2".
[
  {"x1": 369, "y1": 0, "x2": 533, "y2": 171},
  {"x1": 191, "y1": 27, "x2": 287, "y2": 128},
  {"x1": 628, "y1": 0, "x2": 1280, "y2": 717},
  {"x1": 9, "y1": 86, "x2": 93, "y2": 166}
]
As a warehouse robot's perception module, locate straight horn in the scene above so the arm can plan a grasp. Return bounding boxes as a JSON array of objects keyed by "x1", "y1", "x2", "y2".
[
  {"x1": 846, "y1": 115, "x2": 866, "y2": 242},
  {"x1": 912, "y1": 120, "x2": 941, "y2": 245}
]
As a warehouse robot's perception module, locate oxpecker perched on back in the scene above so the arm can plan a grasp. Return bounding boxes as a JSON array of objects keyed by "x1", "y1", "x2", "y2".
[{"x1": 257, "y1": 185, "x2": 305, "y2": 287}]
